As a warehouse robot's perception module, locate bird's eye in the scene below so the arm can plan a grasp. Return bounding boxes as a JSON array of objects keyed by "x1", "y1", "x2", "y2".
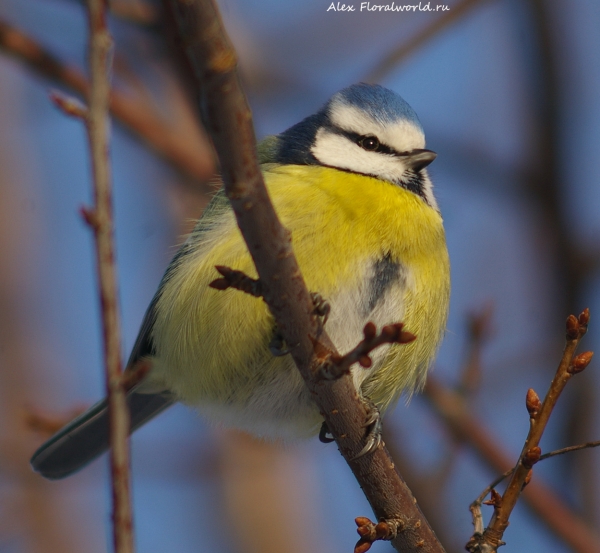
[{"x1": 358, "y1": 135, "x2": 380, "y2": 151}]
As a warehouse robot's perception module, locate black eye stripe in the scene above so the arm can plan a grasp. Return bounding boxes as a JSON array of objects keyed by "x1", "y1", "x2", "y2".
[{"x1": 334, "y1": 129, "x2": 397, "y2": 155}]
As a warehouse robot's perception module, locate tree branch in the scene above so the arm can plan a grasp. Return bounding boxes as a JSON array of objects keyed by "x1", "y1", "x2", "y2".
[
  {"x1": 0, "y1": 18, "x2": 214, "y2": 183},
  {"x1": 466, "y1": 309, "x2": 594, "y2": 552},
  {"x1": 162, "y1": 1, "x2": 446, "y2": 551},
  {"x1": 426, "y1": 375, "x2": 600, "y2": 552},
  {"x1": 83, "y1": 1, "x2": 134, "y2": 551}
]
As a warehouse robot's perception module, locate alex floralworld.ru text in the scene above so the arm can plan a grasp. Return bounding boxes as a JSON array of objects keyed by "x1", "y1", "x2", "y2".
[{"x1": 327, "y1": 2, "x2": 450, "y2": 11}]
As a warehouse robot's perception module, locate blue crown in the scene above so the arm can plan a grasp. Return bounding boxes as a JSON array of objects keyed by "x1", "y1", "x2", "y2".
[{"x1": 330, "y1": 83, "x2": 422, "y2": 129}]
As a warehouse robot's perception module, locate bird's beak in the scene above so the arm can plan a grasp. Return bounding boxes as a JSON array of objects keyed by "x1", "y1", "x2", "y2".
[{"x1": 405, "y1": 149, "x2": 437, "y2": 172}]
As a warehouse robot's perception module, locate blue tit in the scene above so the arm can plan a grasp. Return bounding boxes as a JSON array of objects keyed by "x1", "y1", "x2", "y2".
[{"x1": 31, "y1": 83, "x2": 450, "y2": 479}]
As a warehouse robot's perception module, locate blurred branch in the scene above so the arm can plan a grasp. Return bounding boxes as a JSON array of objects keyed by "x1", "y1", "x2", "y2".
[
  {"x1": 458, "y1": 304, "x2": 494, "y2": 396},
  {"x1": 68, "y1": 1, "x2": 135, "y2": 551},
  {"x1": 364, "y1": 0, "x2": 491, "y2": 83},
  {"x1": 162, "y1": 1, "x2": 446, "y2": 552},
  {"x1": 106, "y1": 0, "x2": 159, "y2": 25},
  {"x1": 0, "y1": 18, "x2": 214, "y2": 184},
  {"x1": 48, "y1": 0, "x2": 159, "y2": 26},
  {"x1": 526, "y1": 0, "x2": 600, "y2": 526},
  {"x1": 25, "y1": 405, "x2": 87, "y2": 437}
]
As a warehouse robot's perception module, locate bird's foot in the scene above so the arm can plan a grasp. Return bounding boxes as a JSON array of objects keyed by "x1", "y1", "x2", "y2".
[
  {"x1": 352, "y1": 399, "x2": 383, "y2": 460},
  {"x1": 319, "y1": 421, "x2": 335, "y2": 443},
  {"x1": 311, "y1": 292, "x2": 330, "y2": 336},
  {"x1": 269, "y1": 327, "x2": 291, "y2": 356}
]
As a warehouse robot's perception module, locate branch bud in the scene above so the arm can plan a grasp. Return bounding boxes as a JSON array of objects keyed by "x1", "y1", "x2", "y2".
[
  {"x1": 482, "y1": 488, "x2": 502, "y2": 508},
  {"x1": 49, "y1": 89, "x2": 88, "y2": 119},
  {"x1": 80, "y1": 205, "x2": 99, "y2": 229},
  {"x1": 523, "y1": 446, "x2": 541, "y2": 469},
  {"x1": 568, "y1": 351, "x2": 594, "y2": 374},
  {"x1": 525, "y1": 388, "x2": 541, "y2": 417},
  {"x1": 578, "y1": 308, "x2": 590, "y2": 328},
  {"x1": 566, "y1": 315, "x2": 579, "y2": 340}
]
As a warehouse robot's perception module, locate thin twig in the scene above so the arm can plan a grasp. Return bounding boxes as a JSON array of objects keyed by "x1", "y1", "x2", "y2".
[
  {"x1": 84, "y1": 2, "x2": 134, "y2": 552},
  {"x1": 48, "y1": 0, "x2": 159, "y2": 26},
  {"x1": 162, "y1": 1, "x2": 446, "y2": 551},
  {"x1": 320, "y1": 323, "x2": 416, "y2": 381},
  {"x1": 0, "y1": 18, "x2": 214, "y2": 183},
  {"x1": 364, "y1": 0, "x2": 491, "y2": 83},
  {"x1": 472, "y1": 440, "x2": 600, "y2": 510},
  {"x1": 466, "y1": 310, "x2": 594, "y2": 552},
  {"x1": 424, "y1": 376, "x2": 600, "y2": 553}
]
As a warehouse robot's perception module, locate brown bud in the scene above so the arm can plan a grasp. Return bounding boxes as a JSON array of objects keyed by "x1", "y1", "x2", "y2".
[
  {"x1": 80, "y1": 206, "x2": 99, "y2": 228},
  {"x1": 569, "y1": 351, "x2": 594, "y2": 374},
  {"x1": 50, "y1": 90, "x2": 88, "y2": 118},
  {"x1": 386, "y1": 325, "x2": 401, "y2": 340},
  {"x1": 354, "y1": 541, "x2": 372, "y2": 553},
  {"x1": 526, "y1": 388, "x2": 541, "y2": 416},
  {"x1": 375, "y1": 522, "x2": 390, "y2": 539},
  {"x1": 399, "y1": 331, "x2": 417, "y2": 344},
  {"x1": 490, "y1": 488, "x2": 502, "y2": 507},
  {"x1": 566, "y1": 315, "x2": 579, "y2": 339},
  {"x1": 359, "y1": 355, "x2": 372, "y2": 368},
  {"x1": 578, "y1": 308, "x2": 590, "y2": 327},
  {"x1": 357, "y1": 526, "x2": 371, "y2": 537},
  {"x1": 355, "y1": 517, "x2": 372, "y2": 527},
  {"x1": 523, "y1": 446, "x2": 542, "y2": 468},
  {"x1": 483, "y1": 488, "x2": 502, "y2": 507},
  {"x1": 363, "y1": 322, "x2": 377, "y2": 340},
  {"x1": 208, "y1": 278, "x2": 230, "y2": 290}
]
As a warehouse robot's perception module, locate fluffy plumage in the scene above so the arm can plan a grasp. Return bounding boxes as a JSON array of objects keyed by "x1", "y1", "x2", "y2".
[{"x1": 30, "y1": 83, "x2": 450, "y2": 479}]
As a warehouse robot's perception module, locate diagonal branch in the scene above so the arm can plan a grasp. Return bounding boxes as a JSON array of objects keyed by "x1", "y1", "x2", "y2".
[
  {"x1": 162, "y1": 1, "x2": 446, "y2": 551},
  {"x1": 0, "y1": 18, "x2": 214, "y2": 183}
]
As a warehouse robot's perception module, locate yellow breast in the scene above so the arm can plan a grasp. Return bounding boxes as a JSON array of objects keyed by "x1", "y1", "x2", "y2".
[{"x1": 149, "y1": 164, "x2": 450, "y2": 433}]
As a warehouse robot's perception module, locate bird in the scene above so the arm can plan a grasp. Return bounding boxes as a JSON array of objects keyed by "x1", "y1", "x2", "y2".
[{"x1": 31, "y1": 83, "x2": 450, "y2": 479}]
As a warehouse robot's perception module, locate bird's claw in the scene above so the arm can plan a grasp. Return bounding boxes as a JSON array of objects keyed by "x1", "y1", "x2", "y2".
[
  {"x1": 311, "y1": 292, "x2": 330, "y2": 336},
  {"x1": 352, "y1": 400, "x2": 383, "y2": 460},
  {"x1": 269, "y1": 329, "x2": 291, "y2": 356},
  {"x1": 319, "y1": 421, "x2": 335, "y2": 443}
]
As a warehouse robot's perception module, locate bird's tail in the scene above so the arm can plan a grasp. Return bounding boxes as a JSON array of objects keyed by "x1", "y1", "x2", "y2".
[{"x1": 30, "y1": 391, "x2": 174, "y2": 480}]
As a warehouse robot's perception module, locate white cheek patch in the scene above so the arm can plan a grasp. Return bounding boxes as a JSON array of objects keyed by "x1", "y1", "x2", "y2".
[
  {"x1": 311, "y1": 128, "x2": 409, "y2": 185},
  {"x1": 328, "y1": 102, "x2": 426, "y2": 153}
]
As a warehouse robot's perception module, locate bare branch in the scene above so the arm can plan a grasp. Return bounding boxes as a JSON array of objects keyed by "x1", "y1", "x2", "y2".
[
  {"x1": 0, "y1": 18, "x2": 214, "y2": 183},
  {"x1": 472, "y1": 440, "x2": 600, "y2": 512},
  {"x1": 425, "y1": 375, "x2": 600, "y2": 553},
  {"x1": 25, "y1": 406, "x2": 88, "y2": 437},
  {"x1": 84, "y1": 1, "x2": 134, "y2": 551},
  {"x1": 162, "y1": 0, "x2": 446, "y2": 551},
  {"x1": 319, "y1": 323, "x2": 416, "y2": 381},
  {"x1": 466, "y1": 309, "x2": 594, "y2": 552}
]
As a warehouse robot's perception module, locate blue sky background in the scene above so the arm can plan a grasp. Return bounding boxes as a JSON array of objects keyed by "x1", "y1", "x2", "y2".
[{"x1": 0, "y1": 1, "x2": 599, "y2": 552}]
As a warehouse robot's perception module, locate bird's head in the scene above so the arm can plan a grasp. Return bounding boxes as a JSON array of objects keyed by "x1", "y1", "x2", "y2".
[{"x1": 272, "y1": 83, "x2": 438, "y2": 209}]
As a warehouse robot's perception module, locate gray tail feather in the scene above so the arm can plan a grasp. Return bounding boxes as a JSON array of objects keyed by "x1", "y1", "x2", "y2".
[{"x1": 30, "y1": 392, "x2": 175, "y2": 480}]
